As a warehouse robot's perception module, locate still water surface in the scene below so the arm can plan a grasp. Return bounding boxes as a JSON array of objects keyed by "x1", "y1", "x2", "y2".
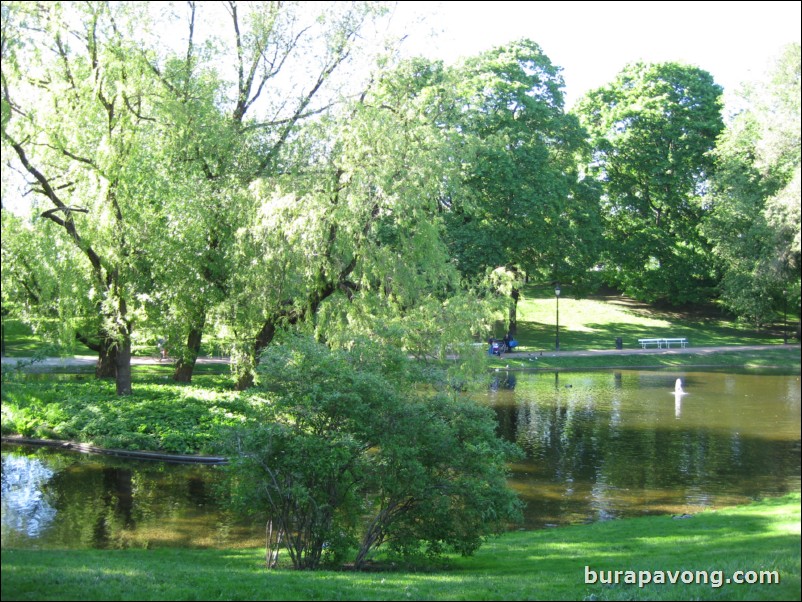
[
  {"x1": 489, "y1": 369, "x2": 800, "y2": 528},
  {"x1": 2, "y1": 369, "x2": 800, "y2": 548}
]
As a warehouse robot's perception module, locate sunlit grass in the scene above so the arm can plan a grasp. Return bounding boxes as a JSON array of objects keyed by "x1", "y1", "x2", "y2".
[
  {"x1": 2, "y1": 494, "x2": 799, "y2": 601},
  {"x1": 509, "y1": 286, "x2": 783, "y2": 351},
  {"x1": 491, "y1": 347, "x2": 801, "y2": 372}
]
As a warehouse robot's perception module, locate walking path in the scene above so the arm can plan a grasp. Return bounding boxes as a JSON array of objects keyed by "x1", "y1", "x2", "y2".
[
  {"x1": 0, "y1": 355, "x2": 229, "y2": 370},
  {"x1": 510, "y1": 343, "x2": 798, "y2": 359},
  {"x1": 2, "y1": 344, "x2": 798, "y2": 370}
]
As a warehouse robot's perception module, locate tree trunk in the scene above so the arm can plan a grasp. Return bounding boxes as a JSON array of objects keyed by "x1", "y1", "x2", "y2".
[
  {"x1": 233, "y1": 281, "x2": 337, "y2": 391},
  {"x1": 76, "y1": 331, "x2": 117, "y2": 379},
  {"x1": 115, "y1": 333, "x2": 133, "y2": 396},
  {"x1": 173, "y1": 321, "x2": 205, "y2": 383},
  {"x1": 235, "y1": 370, "x2": 255, "y2": 391},
  {"x1": 507, "y1": 287, "x2": 520, "y2": 337},
  {"x1": 234, "y1": 319, "x2": 276, "y2": 391},
  {"x1": 96, "y1": 338, "x2": 118, "y2": 379}
]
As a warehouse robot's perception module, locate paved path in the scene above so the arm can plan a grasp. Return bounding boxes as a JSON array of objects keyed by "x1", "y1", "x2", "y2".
[
  {"x1": 0, "y1": 355, "x2": 230, "y2": 370},
  {"x1": 2, "y1": 344, "x2": 798, "y2": 370},
  {"x1": 509, "y1": 343, "x2": 798, "y2": 358}
]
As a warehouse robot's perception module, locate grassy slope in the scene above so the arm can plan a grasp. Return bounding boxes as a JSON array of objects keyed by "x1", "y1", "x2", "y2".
[
  {"x1": 508, "y1": 287, "x2": 785, "y2": 352},
  {"x1": 479, "y1": 286, "x2": 800, "y2": 371},
  {"x1": 2, "y1": 494, "x2": 799, "y2": 601}
]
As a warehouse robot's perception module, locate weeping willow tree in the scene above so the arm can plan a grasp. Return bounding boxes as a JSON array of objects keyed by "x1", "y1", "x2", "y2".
[
  {"x1": 223, "y1": 57, "x2": 498, "y2": 389},
  {"x1": 2, "y1": 2, "x2": 176, "y2": 393},
  {"x1": 1, "y1": 1, "x2": 398, "y2": 391}
]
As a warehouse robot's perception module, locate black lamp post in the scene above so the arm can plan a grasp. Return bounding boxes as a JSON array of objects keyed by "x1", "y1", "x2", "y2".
[
  {"x1": 555, "y1": 284, "x2": 561, "y2": 351},
  {"x1": 783, "y1": 290, "x2": 788, "y2": 345}
]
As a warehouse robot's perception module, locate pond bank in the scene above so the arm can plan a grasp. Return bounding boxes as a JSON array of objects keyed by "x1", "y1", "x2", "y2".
[
  {"x1": 0, "y1": 436, "x2": 227, "y2": 464},
  {"x1": 489, "y1": 344, "x2": 801, "y2": 371},
  {"x1": 2, "y1": 493, "x2": 799, "y2": 601}
]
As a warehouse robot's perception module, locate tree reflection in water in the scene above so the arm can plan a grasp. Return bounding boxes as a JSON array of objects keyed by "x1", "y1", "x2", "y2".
[{"x1": 1, "y1": 454, "x2": 56, "y2": 538}]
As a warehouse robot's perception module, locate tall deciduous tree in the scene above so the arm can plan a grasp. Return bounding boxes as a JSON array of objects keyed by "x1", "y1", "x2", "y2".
[
  {"x1": 2, "y1": 1, "x2": 170, "y2": 394},
  {"x1": 125, "y1": 1, "x2": 394, "y2": 383},
  {"x1": 444, "y1": 40, "x2": 603, "y2": 335},
  {"x1": 1, "y1": 1, "x2": 395, "y2": 390},
  {"x1": 704, "y1": 43, "x2": 801, "y2": 327},
  {"x1": 575, "y1": 62, "x2": 724, "y2": 304},
  {"x1": 224, "y1": 57, "x2": 490, "y2": 389}
]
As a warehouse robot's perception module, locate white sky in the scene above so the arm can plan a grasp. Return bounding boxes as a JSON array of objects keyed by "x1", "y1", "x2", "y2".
[{"x1": 390, "y1": 0, "x2": 802, "y2": 107}]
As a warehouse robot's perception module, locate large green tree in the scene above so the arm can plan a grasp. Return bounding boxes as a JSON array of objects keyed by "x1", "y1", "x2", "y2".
[
  {"x1": 135, "y1": 1, "x2": 394, "y2": 383},
  {"x1": 443, "y1": 40, "x2": 603, "y2": 335},
  {"x1": 2, "y1": 1, "x2": 172, "y2": 394},
  {"x1": 1, "y1": 1, "x2": 394, "y2": 390},
  {"x1": 222, "y1": 53, "x2": 507, "y2": 389},
  {"x1": 703, "y1": 43, "x2": 801, "y2": 328},
  {"x1": 575, "y1": 62, "x2": 724, "y2": 304}
]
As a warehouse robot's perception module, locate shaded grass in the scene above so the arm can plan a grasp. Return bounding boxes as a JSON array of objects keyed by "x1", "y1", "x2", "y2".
[
  {"x1": 2, "y1": 321, "x2": 46, "y2": 355},
  {"x1": 2, "y1": 494, "x2": 799, "y2": 601},
  {"x1": 1, "y1": 319, "x2": 232, "y2": 362}
]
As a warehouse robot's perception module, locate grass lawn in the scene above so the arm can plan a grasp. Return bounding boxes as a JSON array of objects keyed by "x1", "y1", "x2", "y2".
[
  {"x1": 2, "y1": 494, "x2": 799, "y2": 601},
  {"x1": 505, "y1": 286, "x2": 788, "y2": 352},
  {"x1": 1, "y1": 319, "x2": 52, "y2": 356},
  {"x1": 0, "y1": 319, "x2": 231, "y2": 360},
  {"x1": 4, "y1": 288, "x2": 795, "y2": 361},
  {"x1": 489, "y1": 346, "x2": 802, "y2": 371}
]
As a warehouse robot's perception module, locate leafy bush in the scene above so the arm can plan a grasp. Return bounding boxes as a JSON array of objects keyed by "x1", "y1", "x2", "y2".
[{"x1": 223, "y1": 334, "x2": 522, "y2": 570}]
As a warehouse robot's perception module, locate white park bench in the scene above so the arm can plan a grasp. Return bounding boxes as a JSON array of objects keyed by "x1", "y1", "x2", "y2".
[{"x1": 638, "y1": 337, "x2": 689, "y2": 349}]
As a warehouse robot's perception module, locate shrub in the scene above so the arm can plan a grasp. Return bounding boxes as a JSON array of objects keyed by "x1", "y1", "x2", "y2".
[{"x1": 223, "y1": 334, "x2": 522, "y2": 570}]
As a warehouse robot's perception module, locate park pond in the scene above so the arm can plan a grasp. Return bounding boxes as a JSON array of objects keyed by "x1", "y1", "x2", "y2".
[{"x1": 2, "y1": 368, "x2": 800, "y2": 549}]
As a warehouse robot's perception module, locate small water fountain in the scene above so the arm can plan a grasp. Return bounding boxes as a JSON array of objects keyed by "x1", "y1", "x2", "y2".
[{"x1": 674, "y1": 378, "x2": 686, "y2": 418}]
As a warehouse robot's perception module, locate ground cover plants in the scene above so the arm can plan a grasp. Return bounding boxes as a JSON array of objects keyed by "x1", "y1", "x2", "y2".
[{"x1": 1, "y1": 375, "x2": 252, "y2": 454}]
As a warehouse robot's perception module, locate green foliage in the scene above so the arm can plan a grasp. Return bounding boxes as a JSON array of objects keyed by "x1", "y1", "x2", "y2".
[
  {"x1": 0, "y1": 213, "x2": 98, "y2": 355},
  {"x1": 1, "y1": 376, "x2": 251, "y2": 454},
  {"x1": 222, "y1": 334, "x2": 522, "y2": 570},
  {"x1": 1, "y1": 1, "x2": 399, "y2": 389},
  {"x1": 446, "y1": 40, "x2": 602, "y2": 282},
  {"x1": 704, "y1": 43, "x2": 801, "y2": 325},
  {"x1": 575, "y1": 62, "x2": 725, "y2": 305},
  {"x1": 433, "y1": 40, "x2": 604, "y2": 333}
]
